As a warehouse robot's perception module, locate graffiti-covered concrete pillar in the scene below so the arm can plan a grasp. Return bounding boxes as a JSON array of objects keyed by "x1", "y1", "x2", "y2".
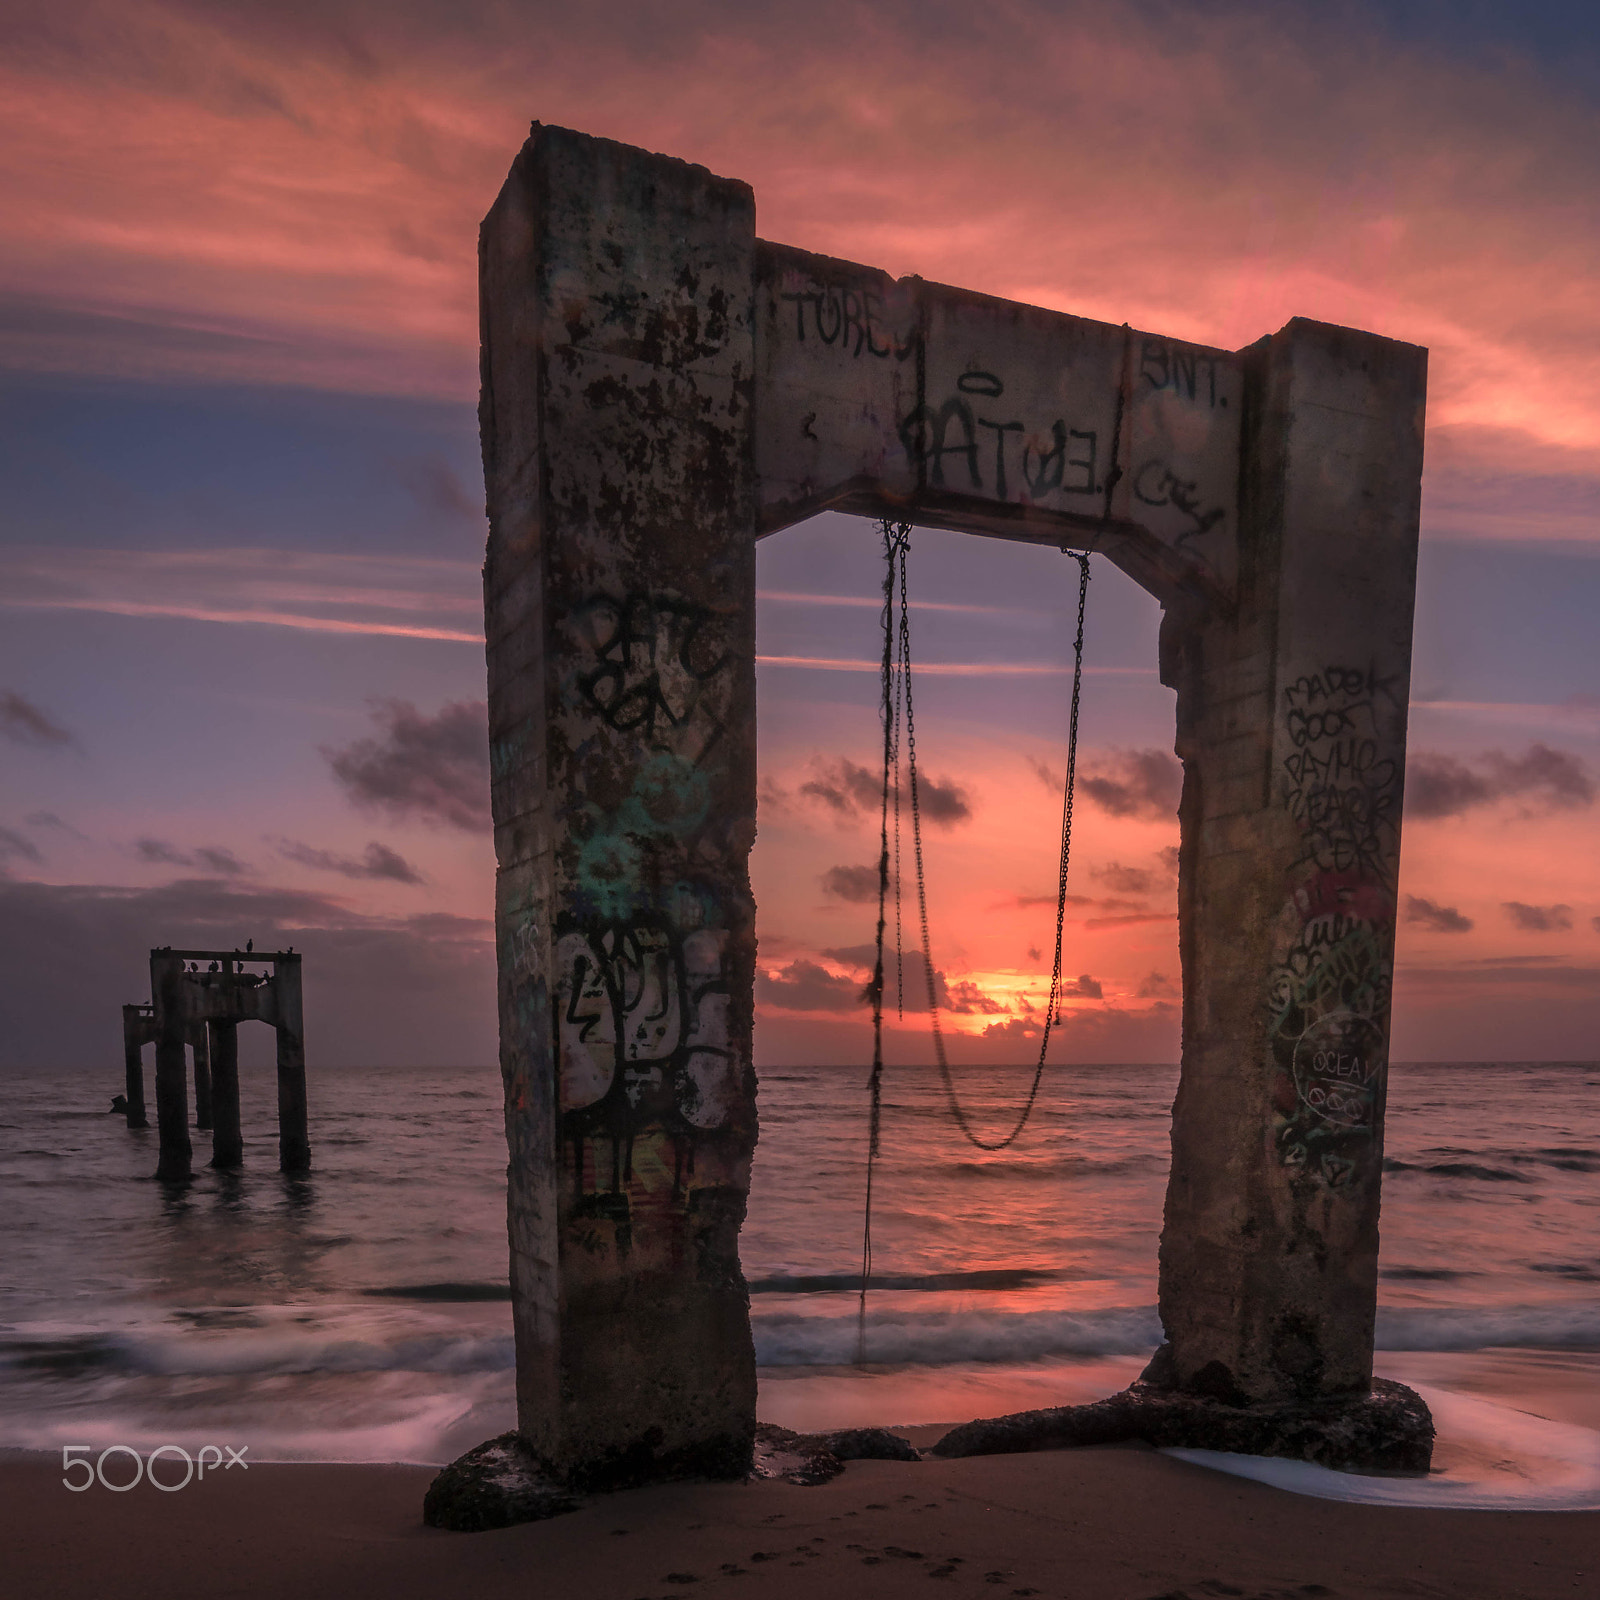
[
  {"x1": 480, "y1": 125, "x2": 759, "y2": 1487},
  {"x1": 1152, "y1": 319, "x2": 1425, "y2": 1403},
  {"x1": 190, "y1": 1020, "x2": 212, "y2": 1130},
  {"x1": 150, "y1": 951, "x2": 192, "y2": 1183}
]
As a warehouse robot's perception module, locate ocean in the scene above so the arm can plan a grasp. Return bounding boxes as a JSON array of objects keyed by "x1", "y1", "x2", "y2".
[{"x1": 3, "y1": 1057, "x2": 1598, "y2": 1497}]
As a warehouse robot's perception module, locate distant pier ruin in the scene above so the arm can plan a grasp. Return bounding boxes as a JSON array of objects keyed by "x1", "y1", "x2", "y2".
[{"x1": 121, "y1": 948, "x2": 307, "y2": 1181}]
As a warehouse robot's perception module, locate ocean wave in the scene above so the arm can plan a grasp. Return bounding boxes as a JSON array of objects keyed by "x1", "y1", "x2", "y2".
[
  {"x1": 1375, "y1": 1303, "x2": 1600, "y2": 1351},
  {"x1": 753, "y1": 1306, "x2": 1164, "y2": 1365},
  {"x1": 0, "y1": 1328, "x2": 517, "y2": 1380},
  {"x1": 5, "y1": 1299, "x2": 1597, "y2": 1384},
  {"x1": 1384, "y1": 1159, "x2": 1533, "y2": 1183}
]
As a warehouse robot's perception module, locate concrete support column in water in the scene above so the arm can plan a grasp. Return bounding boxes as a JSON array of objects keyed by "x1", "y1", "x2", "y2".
[
  {"x1": 273, "y1": 955, "x2": 309, "y2": 1174},
  {"x1": 208, "y1": 1019, "x2": 242, "y2": 1170},
  {"x1": 120, "y1": 1006, "x2": 149, "y2": 1130},
  {"x1": 191, "y1": 1022, "x2": 212, "y2": 1131},
  {"x1": 150, "y1": 952, "x2": 191, "y2": 1183}
]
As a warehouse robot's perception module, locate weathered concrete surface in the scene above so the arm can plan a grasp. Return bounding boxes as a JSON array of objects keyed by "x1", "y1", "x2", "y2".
[
  {"x1": 755, "y1": 242, "x2": 1242, "y2": 603},
  {"x1": 152, "y1": 953, "x2": 192, "y2": 1183},
  {"x1": 930, "y1": 1377, "x2": 1434, "y2": 1474},
  {"x1": 272, "y1": 955, "x2": 308, "y2": 1174},
  {"x1": 190, "y1": 1020, "x2": 212, "y2": 1130},
  {"x1": 752, "y1": 1423, "x2": 922, "y2": 1486},
  {"x1": 120, "y1": 1003, "x2": 152, "y2": 1129},
  {"x1": 423, "y1": 1432, "x2": 580, "y2": 1531},
  {"x1": 208, "y1": 1019, "x2": 242, "y2": 1169},
  {"x1": 476, "y1": 123, "x2": 1427, "y2": 1491},
  {"x1": 1153, "y1": 320, "x2": 1425, "y2": 1405},
  {"x1": 481, "y1": 124, "x2": 760, "y2": 1489}
]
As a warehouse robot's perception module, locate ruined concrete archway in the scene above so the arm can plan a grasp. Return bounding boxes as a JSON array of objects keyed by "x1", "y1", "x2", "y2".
[{"x1": 479, "y1": 124, "x2": 1425, "y2": 1486}]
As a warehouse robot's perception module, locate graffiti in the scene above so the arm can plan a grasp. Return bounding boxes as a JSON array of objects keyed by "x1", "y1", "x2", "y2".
[
  {"x1": 897, "y1": 372, "x2": 1099, "y2": 503},
  {"x1": 1140, "y1": 338, "x2": 1226, "y2": 408},
  {"x1": 556, "y1": 589, "x2": 745, "y2": 1226},
  {"x1": 1132, "y1": 459, "x2": 1225, "y2": 544},
  {"x1": 1268, "y1": 878, "x2": 1394, "y2": 1186},
  {"x1": 573, "y1": 592, "x2": 730, "y2": 764},
  {"x1": 1269, "y1": 664, "x2": 1403, "y2": 1186},
  {"x1": 556, "y1": 900, "x2": 738, "y2": 1210},
  {"x1": 776, "y1": 284, "x2": 918, "y2": 360},
  {"x1": 1279, "y1": 664, "x2": 1403, "y2": 881}
]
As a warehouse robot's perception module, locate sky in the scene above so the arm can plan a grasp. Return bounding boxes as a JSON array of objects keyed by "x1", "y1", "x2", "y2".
[{"x1": 2, "y1": 0, "x2": 1599, "y2": 1073}]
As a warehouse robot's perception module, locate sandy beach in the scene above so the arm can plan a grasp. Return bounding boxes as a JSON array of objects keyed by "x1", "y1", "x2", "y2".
[{"x1": 6, "y1": 1430, "x2": 1595, "y2": 1600}]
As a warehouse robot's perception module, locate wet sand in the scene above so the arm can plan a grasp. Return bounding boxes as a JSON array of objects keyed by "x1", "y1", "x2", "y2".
[{"x1": 7, "y1": 1438, "x2": 1597, "y2": 1600}]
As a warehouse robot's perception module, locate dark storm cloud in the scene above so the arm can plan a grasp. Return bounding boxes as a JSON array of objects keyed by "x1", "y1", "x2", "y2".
[
  {"x1": 1061, "y1": 973, "x2": 1103, "y2": 999},
  {"x1": 276, "y1": 838, "x2": 426, "y2": 885},
  {"x1": 756, "y1": 959, "x2": 862, "y2": 1013},
  {"x1": 135, "y1": 837, "x2": 189, "y2": 866},
  {"x1": 814, "y1": 944, "x2": 1011, "y2": 1015},
  {"x1": 1136, "y1": 971, "x2": 1175, "y2": 998},
  {"x1": 0, "y1": 826, "x2": 43, "y2": 864},
  {"x1": 323, "y1": 699, "x2": 490, "y2": 832},
  {"x1": 1503, "y1": 901, "x2": 1574, "y2": 932},
  {"x1": 0, "y1": 877, "x2": 495, "y2": 1069},
  {"x1": 820, "y1": 863, "x2": 882, "y2": 903},
  {"x1": 1406, "y1": 744, "x2": 1594, "y2": 819},
  {"x1": 1, "y1": 689, "x2": 74, "y2": 748},
  {"x1": 194, "y1": 847, "x2": 248, "y2": 875},
  {"x1": 799, "y1": 758, "x2": 970, "y2": 827},
  {"x1": 25, "y1": 811, "x2": 88, "y2": 840},
  {"x1": 944, "y1": 979, "x2": 1007, "y2": 1015},
  {"x1": 1077, "y1": 750, "x2": 1182, "y2": 821},
  {"x1": 1404, "y1": 895, "x2": 1474, "y2": 933},
  {"x1": 1093, "y1": 862, "x2": 1156, "y2": 896},
  {"x1": 399, "y1": 457, "x2": 481, "y2": 521},
  {"x1": 134, "y1": 839, "x2": 248, "y2": 875}
]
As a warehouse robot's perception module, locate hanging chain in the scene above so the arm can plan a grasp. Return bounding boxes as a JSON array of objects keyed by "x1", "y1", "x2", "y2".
[
  {"x1": 860, "y1": 520, "x2": 1090, "y2": 1355},
  {"x1": 913, "y1": 540, "x2": 1090, "y2": 1149},
  {"x1": 859, "y1": 518, "x2": 910, "y2": 1361}
]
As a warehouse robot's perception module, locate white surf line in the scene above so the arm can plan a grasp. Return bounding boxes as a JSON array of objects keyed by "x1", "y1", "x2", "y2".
[{"x1": 1164, "y1": 1385, "x2": 1600, "y2": 1511}]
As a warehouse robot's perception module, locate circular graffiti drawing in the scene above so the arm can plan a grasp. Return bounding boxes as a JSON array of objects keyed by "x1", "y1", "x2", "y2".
[{"x1": 1291, "y1": 1010, "x2": 1385, "y2": 1131}]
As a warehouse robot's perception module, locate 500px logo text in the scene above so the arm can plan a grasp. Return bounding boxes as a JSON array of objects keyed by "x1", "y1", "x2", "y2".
[{"x1": 62, "y1": 1444, "x2": 249, "y2": 1491}]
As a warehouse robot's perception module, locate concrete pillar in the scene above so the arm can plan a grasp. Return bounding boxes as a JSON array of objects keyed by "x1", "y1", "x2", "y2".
[
  {"x1": 120, "y1": 1007, "x2": 148, "y2": 1129},
  {"x1": 190, "y1": 1023, "x2": 212, "y2": 1131},
  {"x1": 1151, "y1": 318, "x2": 1425, "y2": 1403},
  {"x1": 273, "y1": 955, "x2": 309, "y2": 1174},
  {"x1": 150, "y1": 953, "x2": 191, "y2": 1183},
  {"x1": 481, "y1": 125, "x2": 759, "y2": 1487},
  {"x1": 208, "y1": 1020, "x2": 242, "y2": 1170}
]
